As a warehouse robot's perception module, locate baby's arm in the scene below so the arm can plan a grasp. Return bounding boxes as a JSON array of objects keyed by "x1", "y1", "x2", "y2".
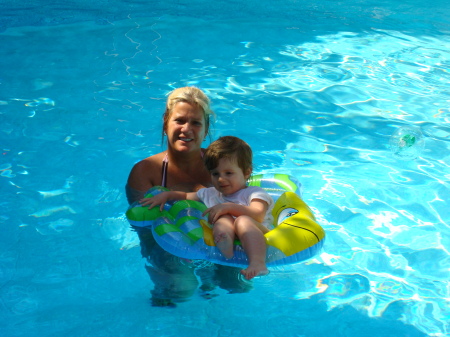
[
  {"x1": 204, "y1": 198, "x2": 268, "y2": 225},
  {"x1": 140, "y1": 191, "x2": 199, "y2": 211}
]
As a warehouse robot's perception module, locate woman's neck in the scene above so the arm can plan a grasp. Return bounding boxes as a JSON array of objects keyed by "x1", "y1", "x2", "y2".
[{"x1": 166, "y1": 148, "x2": 203, "y2": 168}]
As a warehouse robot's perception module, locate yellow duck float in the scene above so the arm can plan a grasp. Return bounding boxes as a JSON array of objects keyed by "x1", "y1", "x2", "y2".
[{"x1": 126, "y1": 174, "x2": 325, "y2": 268}]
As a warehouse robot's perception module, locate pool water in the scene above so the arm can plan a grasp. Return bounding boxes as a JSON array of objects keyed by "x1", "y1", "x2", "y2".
[{"x1": 1, "y1": 0, "x2": 449, "y2": 336}]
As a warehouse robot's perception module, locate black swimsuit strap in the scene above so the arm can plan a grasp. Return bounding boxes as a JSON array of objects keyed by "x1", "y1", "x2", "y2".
[
  {"x1": 161, "y1": 159, "x2": 168, "y2": 188},
  {"x1": 161, "y1": 150, "x2": 203, "y2": 188}
]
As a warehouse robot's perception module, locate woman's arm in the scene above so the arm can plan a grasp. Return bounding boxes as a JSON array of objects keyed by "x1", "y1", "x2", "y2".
[{"x1": 204, "y1": 198, "x2": 268, "y2": 224}]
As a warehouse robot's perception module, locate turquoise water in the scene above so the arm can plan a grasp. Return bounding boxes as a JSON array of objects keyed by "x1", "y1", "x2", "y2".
[{"x1": 1, "y1": 0, "x2": 449, "y2": 336}]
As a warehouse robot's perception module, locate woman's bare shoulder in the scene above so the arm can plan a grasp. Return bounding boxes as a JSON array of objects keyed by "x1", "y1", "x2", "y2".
[
  {"x1": 135, "y1": 152, "x2": 165, "y2": 169},
  {"x1": 127, "y1": 152, "x2": 165, "y2": 190}
]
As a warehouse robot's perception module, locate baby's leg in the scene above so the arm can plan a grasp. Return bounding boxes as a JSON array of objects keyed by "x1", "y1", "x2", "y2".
[
  {"x1": 213, "y1": 215, "x2": 235, "y2": 259},
  {"x1": 234, "y1": 216, "x2": 269, "y2": 280}
]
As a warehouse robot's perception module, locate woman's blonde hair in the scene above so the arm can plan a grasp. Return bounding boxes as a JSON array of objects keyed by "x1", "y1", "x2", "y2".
[{"x1": 162, "y1": 86, "x2": 214, "y2": 139}]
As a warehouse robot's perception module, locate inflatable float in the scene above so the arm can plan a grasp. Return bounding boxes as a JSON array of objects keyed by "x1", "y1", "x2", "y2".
[{"x1": 126, "y1": 173, "x2": 325, "y2": 268}]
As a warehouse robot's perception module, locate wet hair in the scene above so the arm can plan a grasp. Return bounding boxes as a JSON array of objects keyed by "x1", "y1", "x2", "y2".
[
  {"x1": 162, "y1": 86, "x2": 214, "y2": 141},
  {"x1": 203, "y1": 136, "x2": 253, "y2": 175}
]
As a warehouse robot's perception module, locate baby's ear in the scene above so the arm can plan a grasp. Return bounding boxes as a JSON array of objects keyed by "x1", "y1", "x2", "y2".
[{"x1": 244, "y1": 168, "x2": 252, "y2": 179}]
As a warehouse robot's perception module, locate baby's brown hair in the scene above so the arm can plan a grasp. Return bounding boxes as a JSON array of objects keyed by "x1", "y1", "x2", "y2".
[{"x1": 204, "y1": 136, "x2": 252, "y2": 175}]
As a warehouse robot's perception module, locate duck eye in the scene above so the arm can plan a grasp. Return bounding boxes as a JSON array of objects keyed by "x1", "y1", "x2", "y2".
[{"x1": 278, "y1": 208, "x2": 299, "y2": 223}]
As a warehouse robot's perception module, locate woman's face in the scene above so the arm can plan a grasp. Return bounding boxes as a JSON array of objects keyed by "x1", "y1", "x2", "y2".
[{"x1": 165, "y1": 102, "x2": 206, "y2": 153}]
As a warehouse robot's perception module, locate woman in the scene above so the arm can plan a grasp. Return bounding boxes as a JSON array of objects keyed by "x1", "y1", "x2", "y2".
[
  {"x1": 126, "y1": 87, "x2": 251, "y2": 306},
  {"x1": 126, "y1": 86, "x2": 212, "y2": 202}
]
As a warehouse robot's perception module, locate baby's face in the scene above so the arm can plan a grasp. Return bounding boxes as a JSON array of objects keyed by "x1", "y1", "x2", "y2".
[{"x1": 210, "y1": 158, "x2": 250, "y2": 196}]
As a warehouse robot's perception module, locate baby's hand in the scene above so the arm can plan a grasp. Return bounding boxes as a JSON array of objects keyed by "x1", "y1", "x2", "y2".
[
  {"x1": 203, "y1": 203, "x2": 232, "y2": 224},
  {"x1": 140, "y1": 192, "x2": 171, "y2": 211}
]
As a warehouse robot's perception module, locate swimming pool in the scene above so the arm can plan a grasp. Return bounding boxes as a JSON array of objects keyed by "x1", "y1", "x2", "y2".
[{"x1": 1, "y1": 0, "x2": 449, "y2": 336}]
